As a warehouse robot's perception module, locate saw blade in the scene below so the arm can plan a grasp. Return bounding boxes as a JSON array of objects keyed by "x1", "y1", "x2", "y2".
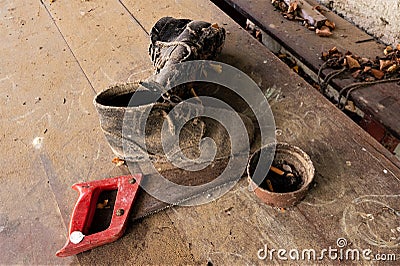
[
  {"x1": 131, "y1": 179, "x2": 239, "y2": 221},
  {"x1": 127, "y1": 155, "x2": 248, "y2": 220}
]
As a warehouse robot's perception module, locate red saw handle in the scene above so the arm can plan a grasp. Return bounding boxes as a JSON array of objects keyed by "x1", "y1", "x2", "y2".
[{"x1": 56, "y1": 174, "x2": 142, "y2": 257}]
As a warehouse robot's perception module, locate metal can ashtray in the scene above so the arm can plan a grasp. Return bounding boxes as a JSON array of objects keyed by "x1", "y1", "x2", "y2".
[{"x1": 247, "y1": 142, "x2": 315, "y2": 208}]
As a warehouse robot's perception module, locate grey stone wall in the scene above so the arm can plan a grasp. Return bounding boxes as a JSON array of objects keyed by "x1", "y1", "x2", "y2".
[{"x1": 318, "y1": 0, "x2": 400, "y2": 46}]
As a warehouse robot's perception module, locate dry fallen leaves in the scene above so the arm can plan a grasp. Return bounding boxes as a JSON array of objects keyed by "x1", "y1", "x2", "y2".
[
  {"x1": 380, "y1": 60, "x2": 393, "y2": 70},
  {"x1": 211, "y1": 23, "x2": 220, "y2": 29},
  {"x1": 387, "y1": 64, "x2": 398, "y2": 73},
  {"x1": 363, "y1": 66, "x2": 371, "y2": 72},
  {"x1": 112, "y1": 157, "x2": 125, "y2": 167},
  {"x1": 316, "y1": 26, "x2": 332, "y2": 37},
  {"x1": 97, "y1": 199, "x2": 110, "y2": 209},
  {"x1": 384, "y1": 46, "x2": 393, "y2": 56},
  {"x1": 288, "y1": 1, "x2": 298, "y2": 13},
  {"x1": 344, "y1": 100, "x2": 356, "y2": 112},
  {"x1": 321, "y1": 44, "x2": 400, "y2": 83},
  {"x1": 345, "y1": 55, "x2": 361, "y2": 69},
  {"x1": 272, "y1": 0, "x2": 335, "y2": 37},
  {"x1": 325, "y1": 20, "x2": 335, "y2": 30},
  {"x1": 370, "y1": 69, "x2": 384, "y2": 79},
  {"x1": 351, "y1": 69, "x2": 361, "y2": 79}
]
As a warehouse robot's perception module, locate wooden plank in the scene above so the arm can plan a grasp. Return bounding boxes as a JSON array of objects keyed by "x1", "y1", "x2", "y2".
[
  {"x1": 3, "y1": 0, "x2": 398, "y2": 264},
  {"x1": 77, "y1": 0, "x2": 400, "y2": 264},
  {"x1": 42, "y1": 0, "x2": 154, "y2": 92},
  {"x1": 0, "y1": 1, "x2": 107, "y2": 264},
  {"x1": 42, "y1": 0, "x2": 399, "y2": 263},
  {"x1": 218, "y1": 0, "x2": 400, "y2": 141},
  {"x1": 0, "y1": 0, "x2": 192, "y2": 264},
  {"x1": 37, "y1": 0, "x2": 198, "y2": 264}
]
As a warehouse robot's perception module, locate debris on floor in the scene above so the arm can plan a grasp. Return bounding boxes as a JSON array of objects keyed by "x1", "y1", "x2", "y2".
[
  {"x1": 321, "y1": 45, "x2": 400, "y2": 81},
  {"x1": 245, "y1": 19, "x2": 262, "y2": 42},
  {"x1": 319, "y1": 45, "x2": 400, "y2": 109},
  {"x1": 271, "y1": 0, "x2": 335, "y2": 36},
  {"x1": 112, "y1": 157, "x2": 125, "y2": 167}
]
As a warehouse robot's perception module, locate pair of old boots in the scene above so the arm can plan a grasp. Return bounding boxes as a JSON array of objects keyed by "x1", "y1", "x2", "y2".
[{"x1": 94, "y1": 17, "x2": 255, "y2": 166}]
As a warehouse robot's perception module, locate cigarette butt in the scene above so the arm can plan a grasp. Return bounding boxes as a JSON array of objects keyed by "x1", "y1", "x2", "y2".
[
  {"x1": 270, "y1": 166, "x2": 294, "y2": 177},
  {"x1": 266, "y1": 179, "x2": 274, "y2": 192},
  {"x1": 270, "y1": 166, "x2": 285, "y2": 175},
  {"x1": 190, "y1": 87, "x2": 198, "y2": 98},
  {"x1": 190, "y1": 87, "x2": 202, "y2": 104}
]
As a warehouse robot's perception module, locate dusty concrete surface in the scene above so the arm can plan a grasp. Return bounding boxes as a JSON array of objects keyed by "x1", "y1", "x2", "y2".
[{"x1": 318, "y1": 0, "x2": 400, "y2": 46}]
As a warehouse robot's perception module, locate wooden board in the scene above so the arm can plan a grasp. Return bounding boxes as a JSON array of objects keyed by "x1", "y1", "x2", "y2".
[
  {"x1": 218, "y1": 0, "x2": 400, "y2": 140},
  {"x1": 0, "y1": 1, "x2": 190, "y2": 264},
  {"x1": 1, "y1": 0, "x2": 399, "y2": 264}
]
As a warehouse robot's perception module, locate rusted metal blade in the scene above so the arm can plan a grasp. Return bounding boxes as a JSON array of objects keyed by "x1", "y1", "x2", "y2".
[{"x1": 130, "y1": 156, "x2": 247, "y2": 220}]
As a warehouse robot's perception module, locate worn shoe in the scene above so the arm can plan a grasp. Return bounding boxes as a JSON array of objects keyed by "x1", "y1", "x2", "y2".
[
  {"x1": 94, "y1": 81, "x2": 254, "y2": 165},
  {"x1": 149, "y1": 17, "x2": 226, "y2": 72}
]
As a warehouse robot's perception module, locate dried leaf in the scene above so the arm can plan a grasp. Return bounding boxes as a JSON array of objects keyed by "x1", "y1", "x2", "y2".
[
  {"x1": 321, "y1": 52, "x2": 329, "y2": 60},
  {"x1": 112, "y1": 157, "x2": 125, "y2": 167},
  {"x1": 352, "y1": 70, "x2": 361, "y2": 79},
  {"x1": 344, "y1": 101, "x2": 356, "y2": 112},
  {"x1": 328, "y1": 46, "x2": 338, "y2": 54},
  {"x1": 363, "y1": 66, "x2": 371, "y2": 72},
  {"x1": 266, "y1": 179, "x2": 274, "y2": 192},
  {"x1": 383, "y1": 46, "x2": 393, "y2": 56},
  {"x1": 396, "y1": 44, "x2": 400, "y2": 50},
  {"x1": 288, "y1": 1, "x2": 298, "y2": 13},
  {"x1": 278, "y1": 2, "x2": 287, "y2": 10},
  {"x1": 360, "y1": 58, "x2": 370, "y2": 64},
  {"x1": 292, "y1": 65, "x2": 299, "y2": 73},
  {"x1": 97, "y1": 199, "x2": 110, "y2": 209},
  {"x1": 325, "y1": 20, "x2": 336, "y2": 30},
  {"x1": 255, "y1": 29, "x2": 262, "y2": 39},
  {"x1": 379, "y1": 60, "x2": 393, "y2": 70},
  {"x1": 211, "y1": 23, "x2": 220, "y2": 29},
  {"x1": 316, "y1": 26, "x2": 332, "y2": 37},
  {"x1": 387, "y1": 64, "x2": 398, "y2": 73},
  {"x1": 370, "y1": 69, "x2": 384, "y2": 79},
  {"x1": 345, "y1": 55, "x2": 361, "y2": 69}
]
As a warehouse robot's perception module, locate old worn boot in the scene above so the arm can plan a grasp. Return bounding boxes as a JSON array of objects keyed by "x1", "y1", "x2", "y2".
[
  {"x1": 149, "y1": 17, "x2": 226, "y2": 72},
  {"x1": 94, "y1": 81, "x2": 254, "y2": 166}
]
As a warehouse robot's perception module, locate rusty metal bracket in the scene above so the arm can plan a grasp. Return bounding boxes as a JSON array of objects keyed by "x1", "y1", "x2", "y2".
[{"x1": 56, "y1": 174, "x2": 142, "y2": 257}]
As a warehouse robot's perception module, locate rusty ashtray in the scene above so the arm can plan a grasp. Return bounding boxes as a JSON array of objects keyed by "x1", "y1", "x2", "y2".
[{"x1": 247, "y1": 142, "x2": 315, "y2": 208}]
